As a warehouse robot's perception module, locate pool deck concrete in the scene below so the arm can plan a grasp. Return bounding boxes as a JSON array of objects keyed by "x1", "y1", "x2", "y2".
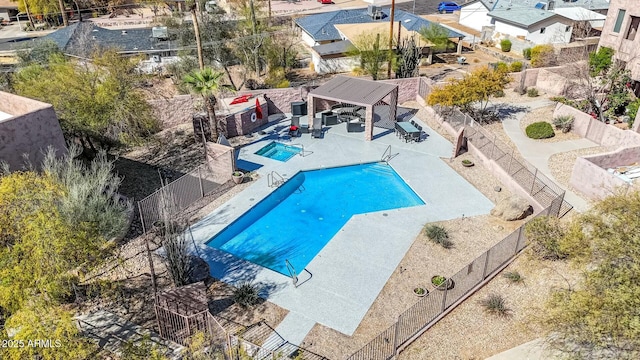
[{"x1": 189, "y1": 112, "x2": 494, "y2": 339}]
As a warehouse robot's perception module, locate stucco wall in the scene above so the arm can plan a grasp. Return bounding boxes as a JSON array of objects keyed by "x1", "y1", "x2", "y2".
[
  {"x1": 148, "y1": 95, "x2": 194, "y2": 130},
  {"x1": 380, "y1": 78, "x2": 419, "y2": 104},
  {"x1": 525, "y1": 19, "x2": 572, "y2": 45},
  {"x1": 508, "y1": 68, "x2": 540, "y2": 88},
  {"x1": 553, "y1": 103, "x2": 640, "y2": 147},
  {"x1": 312, "y1": 52, "x2": 358, "y2": 74},
  {"x1": 469, "y1": 141, "x2": 544, "y2": 212},
  {"x1": 0, "y1": 92, "x2": 67, "y2": 171},
  {"x1": 205, "y1": 142, "x2": 235, "y2": 183},
  {"x1": 220, "y1": 101, "x2": 269, "y2": 137},
  {"x1": 534, "y1": 68, "x2": 569, "y2": 95},
  {"x1": 459, "y1": 2, "x2": 490, "y2": 32}
]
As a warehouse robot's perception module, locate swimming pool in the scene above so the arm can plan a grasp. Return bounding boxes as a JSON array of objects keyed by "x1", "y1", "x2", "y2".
[
  {"x1": 206, "y1": 162, "x2": 424, "y2": 275},
  {"x1": 255, "y1": 142, "x2": 302, "y2": 162}
]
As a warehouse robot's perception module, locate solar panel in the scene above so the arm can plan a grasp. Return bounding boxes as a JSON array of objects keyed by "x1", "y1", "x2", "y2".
[{"x1": 535, "y1": 2, "x2": 545, "y2": 9}]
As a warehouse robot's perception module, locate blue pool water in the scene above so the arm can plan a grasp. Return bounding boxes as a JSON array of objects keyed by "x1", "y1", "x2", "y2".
[
  {"x1": 206, "y1": 162, "x2": 424, "y2": 275},
  {"x1": 255, "y1": 142, "x2": 302, "y2": 162}
]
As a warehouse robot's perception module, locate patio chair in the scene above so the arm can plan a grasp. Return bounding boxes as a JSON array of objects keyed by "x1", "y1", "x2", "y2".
[
  {"x1": 312, "y1": 117, "x2": 323, "y2": 138},
  {"x1": 290, "y1": 116, "x2": 300, "y2": 128}
]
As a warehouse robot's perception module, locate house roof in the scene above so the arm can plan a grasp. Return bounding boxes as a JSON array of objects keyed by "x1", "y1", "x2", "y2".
[
  {"x1": 312, "y1": 40, "x2": 353, "y2": 56},
  {"x1": 44, "y1": 22, "x2": 170, "y2": 57},
  {"x1": 488, "y1": 8, "x2": 558, "y2": 28},
  {"x1": 464, "y1": 0, "x2": 609, "y2": 12},
  {"x1": 553, "y1": 7, "x2": 606, "y2": 21},
  {"x1": 334, "y1": 23, "x2": 433, "y2": 49},
  {"x1": 310, "y1": 75, "x2": 398, "y2": 107},
  {"x1": 295, "y1": 8, "x2": 463, "y2": 42}
]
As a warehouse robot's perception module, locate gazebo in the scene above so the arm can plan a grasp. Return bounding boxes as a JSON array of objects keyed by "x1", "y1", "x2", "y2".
[{"x1": 307, "y1": 76, "x2": 399, "y2": 141}]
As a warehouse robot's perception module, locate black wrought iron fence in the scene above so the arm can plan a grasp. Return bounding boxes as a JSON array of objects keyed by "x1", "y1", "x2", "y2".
[{"x1": 348, "y1": 208, "x2": 552, "y2": 360}]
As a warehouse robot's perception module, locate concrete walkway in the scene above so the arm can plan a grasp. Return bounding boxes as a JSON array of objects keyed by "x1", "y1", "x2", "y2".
[{"x1": 499, "y1": 99, "x2": 597, "y2": 213}]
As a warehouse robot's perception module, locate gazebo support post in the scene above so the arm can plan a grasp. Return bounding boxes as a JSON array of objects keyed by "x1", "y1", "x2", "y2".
[
  {"x1": 307, "y1": 96, "x2": 316, "y2": 128},
  {"x1": 365, "y1": 105, "x2": 374, "y2": 141}
]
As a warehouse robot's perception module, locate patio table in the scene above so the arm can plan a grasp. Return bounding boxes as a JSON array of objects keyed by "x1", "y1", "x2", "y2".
[{"x1": 395, "y1": 122, "x2": 420, "y2": 142}]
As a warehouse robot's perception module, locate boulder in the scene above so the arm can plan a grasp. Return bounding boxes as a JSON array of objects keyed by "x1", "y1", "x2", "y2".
[{"x1": 491, "y1": 195, "x2": 532, "y2": 221}]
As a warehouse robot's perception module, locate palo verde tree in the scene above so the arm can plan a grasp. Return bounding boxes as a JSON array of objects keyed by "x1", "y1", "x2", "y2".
[
  {"x1": 0, "y1": 147, "x2": 130, "y2": 359},
  {"x1": 427, "y1": 66, "x2": 511, "y2": 121},
  {"x1": 183, "y1": 68, "x2": 234, "y2": 141},
  {"x1": 12, "y1": 49, "x2": 158, "y2": 153},
  {"x1": 419, "y1": 23, "x2": 454, "y2": 64},
  {"x1": 347, "y1": 32, "x2": 391, "y2": 80},
  {"x1": 533, "y1": 191, "x2": 640, "y2": 359}
]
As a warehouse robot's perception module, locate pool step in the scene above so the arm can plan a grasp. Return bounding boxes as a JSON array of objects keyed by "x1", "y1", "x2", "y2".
[{"x1": 363, "y1": 164, "x2": 396, "y2": 177}]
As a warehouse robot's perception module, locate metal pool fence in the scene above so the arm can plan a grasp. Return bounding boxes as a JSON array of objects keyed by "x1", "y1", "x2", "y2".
[
  {"x1": 441, "y1": 107, "x2": 572, "y2": 217},
  {"x1": 347, "y1": 207, "x2": 553, "y2": 360},
  {"x1": 137, "y1": 161, "x2": 226, "y2": 233}
]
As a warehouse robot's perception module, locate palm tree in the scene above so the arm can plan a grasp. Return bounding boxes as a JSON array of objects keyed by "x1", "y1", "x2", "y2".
[{"x1": 183, "y1": 68, "x2": 233, "y2": 142}]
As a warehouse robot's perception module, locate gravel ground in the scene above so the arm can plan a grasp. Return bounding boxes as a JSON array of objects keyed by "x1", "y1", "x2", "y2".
[
  {"x1": 548, "y1": 146, "x2": 614, "y2": 202},
  {"x1": 398, "y1": 255, "x2": 581, "y2": 360},
  {"x1": 519, "y1": 106, "x2": 582, "y2": 143}
]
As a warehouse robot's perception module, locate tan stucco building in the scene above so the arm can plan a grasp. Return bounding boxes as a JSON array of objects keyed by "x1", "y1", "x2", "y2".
[
  {"x1": 0, "y1": 92, "x2": 67, "y2": 171},
  {"x1": 599, "y1": 0, "x2": 640, "y2": 93}
]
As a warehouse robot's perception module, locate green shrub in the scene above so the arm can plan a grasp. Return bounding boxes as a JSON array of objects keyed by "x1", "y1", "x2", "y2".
[
  {"x1": 522, "y1": 47, "x2": 532, "y2": 60},
  {"x1": 233, "y1": 282, "x2": 260, "y2": 307},
  {"x1": 500, "y1": 39, "x2": 512, "y2": 52},
  {"x1": 431, "y1": 275, "x2": 448, "y2": 287},
  {"x1": 588, "y1": 46, "x2": 614, "y2": 76},
  {"x1": 552, "y1": 115, "x2": 574, "y2": 133},
  {"x1": 530, "y1": 44, "x2": 556, "y2": 68},
  {"x1": 527, "y1": 87, "x2": 539, "y2": 97},
  {"x1": 525, "y1": 216, "x2": 567, "y2": 260},
  {"x1": 627, "y1": 98, "x2": 640, "y2": 128},
  {"x1": 494, "y1": 89, "x2": 505, "y2": 97},
  {"x1": 503, "y1": 271, "x2": 524, "y2": 284},
  {"x1": 480, "y1": 294, "x2": 511, "y2": 317},
  {"x1": 424, "y1": 224, "x2": 453, "y2": 249},
  {"x1": 510, "y1": 61, "x2": 523, "y2": 72},
  {"x1": 525, "y1": 121, "x2": 555, "y2": 139},
  {"x1": 495, "y1": 62, "x2": 509, "y2": 73}
]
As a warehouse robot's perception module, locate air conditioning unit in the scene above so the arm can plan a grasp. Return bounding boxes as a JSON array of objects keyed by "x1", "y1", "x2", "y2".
[
  {"x1": 291, "y1": 101, "x2": 307, "y2": 116},
  {"x1": 152, "y1": 55, "x2": 161, "y2": 62}
]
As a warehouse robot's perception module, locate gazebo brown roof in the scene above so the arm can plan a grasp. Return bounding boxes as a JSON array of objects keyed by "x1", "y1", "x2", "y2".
[{"x1": 307, "y1": 76, "x2": 399, "y2": 141}]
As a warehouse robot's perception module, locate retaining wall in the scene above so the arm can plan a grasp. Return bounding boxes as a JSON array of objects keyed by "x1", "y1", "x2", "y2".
[
  {"x1": 553, "y1": 103, "x2": 640, "y2": 147},
  {"x1": 570, "y1": 147, "x2": 640, "y2": 200},
  {"x1": 148, "y1": 95, "x2": 194, "y2": 130}
]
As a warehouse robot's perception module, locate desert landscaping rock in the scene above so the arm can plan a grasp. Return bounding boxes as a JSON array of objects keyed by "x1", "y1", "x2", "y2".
[{"x1": 491, "y1": 195, "x2": 533, "y2": 221}]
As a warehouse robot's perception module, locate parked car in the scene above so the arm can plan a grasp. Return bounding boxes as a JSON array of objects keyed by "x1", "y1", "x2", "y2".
[
  {"x1": 317, "y1": 0, "x2": 332, "y2": 4},
  {"x1": 438, "y1": 2, "x2": 461, "y2": 13}
]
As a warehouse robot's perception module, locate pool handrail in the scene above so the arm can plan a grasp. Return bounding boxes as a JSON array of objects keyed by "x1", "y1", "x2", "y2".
[
  {"x1": 285, "y1": 259, "x2": 313, "y2": 288},
  {"x1": 381, "y1": 145, "x2": 399, "y2": 163},
  {"x1": 285, "y1": 259, "x2": 299, "y2": 287},
  {"x1": 267, "y1": 171, "x2": 286, "y2": 188}
]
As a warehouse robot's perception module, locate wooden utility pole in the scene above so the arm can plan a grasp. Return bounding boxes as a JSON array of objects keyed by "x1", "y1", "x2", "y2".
[
  {"x1": 387, "y1": 0, "x2": 396, "y2": 79},
  {"x1": 250, "y1": 0, "x2": 260, "y2": 76},
  {"x1": 58, "y1": 0, "x2": 68, "y2": 26}
]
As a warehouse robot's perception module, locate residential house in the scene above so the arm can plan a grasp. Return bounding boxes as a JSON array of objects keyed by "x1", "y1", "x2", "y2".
[
  {"x1": 0, "y1": 0, "x2": 18, "y2": 22},
  {"x1": 598, "y1": 0, "x2": 640, "y2": 96},
  {"x1": 43, "y1": 21, "x2": 177, "y2": 72},
  {"x1": 459, "y1": 0, "x2": 608, "y2": 48},
  {"x1": 295, "y1": 7, "x2": 463, "y2": 74}
]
